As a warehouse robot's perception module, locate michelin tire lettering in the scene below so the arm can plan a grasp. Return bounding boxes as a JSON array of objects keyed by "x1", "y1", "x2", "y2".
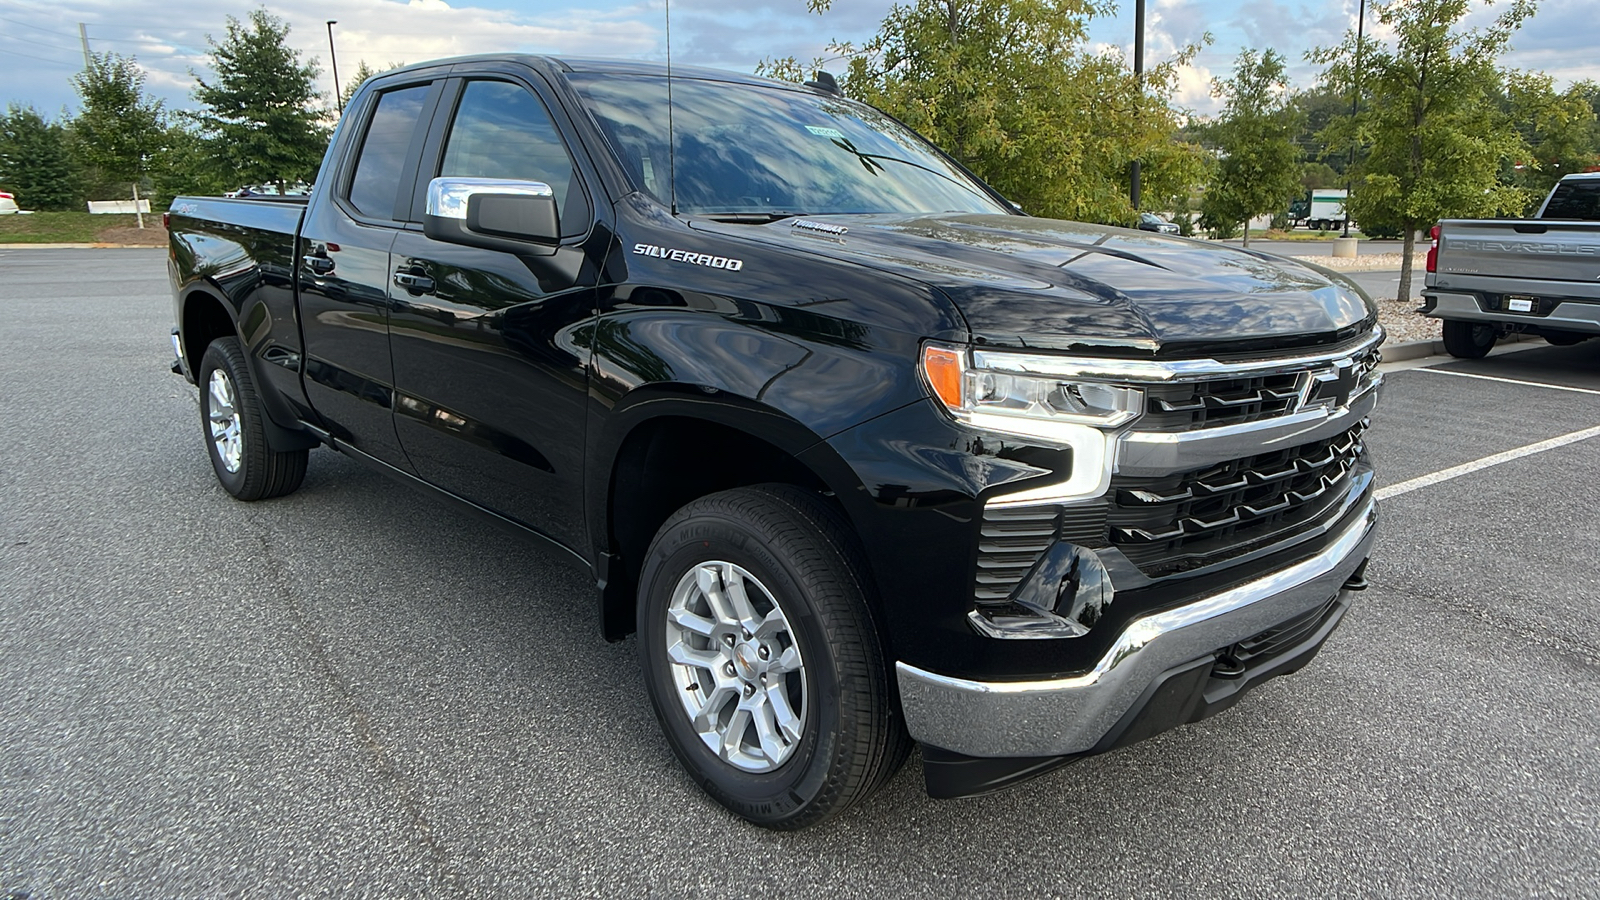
[{"x1": 633, "y1": 243, "x2": 744, "y2": 271}]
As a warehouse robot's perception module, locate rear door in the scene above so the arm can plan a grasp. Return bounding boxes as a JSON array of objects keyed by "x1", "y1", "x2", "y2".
[
  {"x1": 297, "y1": 75, "x2": 443, "y2": 468},
  {"x1": 386, "y1": 71, "x2": 609, "y2": 548}
]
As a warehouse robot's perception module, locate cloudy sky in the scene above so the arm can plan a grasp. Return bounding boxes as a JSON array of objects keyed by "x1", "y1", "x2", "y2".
[{"x1": 1, "y1": 0, "x2": 1593, "y2": 122}]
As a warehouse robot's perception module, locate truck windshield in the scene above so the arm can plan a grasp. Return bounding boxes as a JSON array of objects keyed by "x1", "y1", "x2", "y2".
[{"x1": 567, "y1": 74, "x2": 1009, "y2": 218}]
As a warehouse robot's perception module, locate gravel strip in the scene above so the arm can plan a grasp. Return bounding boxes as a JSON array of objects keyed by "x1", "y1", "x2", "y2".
[
  {"x1": 1293, "y1": 252, "x2": 1408, "y2": 272},
  {"x1": 1377, "y1": 299, "x2": 1441, "y2": 345}
]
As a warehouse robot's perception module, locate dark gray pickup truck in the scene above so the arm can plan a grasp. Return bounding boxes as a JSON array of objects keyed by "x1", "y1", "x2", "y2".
[
  {"x1": 1424, "y1": 172, "x2": 1600, "y2": 357},
  {"x1": 168, "y1": 55, "x2": 1383, "y2": 828}
]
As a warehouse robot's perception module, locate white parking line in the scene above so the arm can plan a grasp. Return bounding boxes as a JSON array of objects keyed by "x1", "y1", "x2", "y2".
[
  {"x1": 1376, "y1": 424, "x2": 1600, "y2": 501},
  {"x1": 1415, "y1": 367, "x2": 1600, "y2": 396}
]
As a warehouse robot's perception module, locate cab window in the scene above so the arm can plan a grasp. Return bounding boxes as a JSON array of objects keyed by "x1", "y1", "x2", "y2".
[{"x1": 439, "y1": 81, "x2": 589, "y2": 237}]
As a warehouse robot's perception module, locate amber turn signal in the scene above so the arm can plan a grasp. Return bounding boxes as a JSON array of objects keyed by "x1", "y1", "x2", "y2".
[{"x1": 922, "y1": 345, "x2": 965, "y2": 409}]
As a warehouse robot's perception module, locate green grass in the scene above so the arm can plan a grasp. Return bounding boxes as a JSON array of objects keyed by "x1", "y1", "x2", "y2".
[{"x1": 0, "y1": 211, "x2": 162, "y2": 244}]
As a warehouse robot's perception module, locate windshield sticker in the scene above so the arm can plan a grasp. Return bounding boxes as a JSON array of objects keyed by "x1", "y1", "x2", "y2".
[
  {"x1": 633, "y1": 243, "x2": 745, "y2": 271},
  {"x1": 804, "y1": 125, "x2": 845, "y2": 138}
]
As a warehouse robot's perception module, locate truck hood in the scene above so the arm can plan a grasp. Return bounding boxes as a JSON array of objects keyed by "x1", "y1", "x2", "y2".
[{"x1": 691, "y1": 213, "x2": 1375, "y2": 355}]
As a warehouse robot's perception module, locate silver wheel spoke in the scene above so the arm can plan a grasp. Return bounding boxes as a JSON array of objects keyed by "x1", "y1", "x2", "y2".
[
  {"x1": 668, "y1": 606, "x2": 717, "y2": 638},
  {"x1": 692, "y1": 684, "x2": 736, "y2": 733},
  {"x1": 751, "y1": 702, "x2": 787, "y2": 763},
  {"x1": 720, "y1": 707, "x2": 752, "y2": 759},
  {"x1": 769, "y1": 645, "x2": 802, "y2": 676},
  {"x1": 666, "y1": 641, "x2": 720, "y2": 670},
  {"x1": 766, "y1": 683, "x2": 803, "y2": 742},
  {"x1": 722, "y1": 570, "x2": 762, "y2": 631},
  {"x1": 695, "y1": 565, "x2": 738, "y2": 626},
  {"x1": 754, "y1": 606, "x2": 789, "y2": 641}
]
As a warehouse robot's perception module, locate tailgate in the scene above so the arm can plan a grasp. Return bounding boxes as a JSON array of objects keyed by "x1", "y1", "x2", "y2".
[{"x1": 1436, "y1": 219, "x2": 1600, "y2": 285}]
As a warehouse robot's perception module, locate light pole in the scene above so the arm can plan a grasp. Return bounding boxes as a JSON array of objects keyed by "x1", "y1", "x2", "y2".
[
  {"x1": 1130, "y1": 0, "x2": 1145, "y2": 212},
  {"x1": 326, "y1": 20, "x2": 342, "y2": 114},
  {"x1": 1342, "y1": 0, "x2": 1365, "y2": 238}
]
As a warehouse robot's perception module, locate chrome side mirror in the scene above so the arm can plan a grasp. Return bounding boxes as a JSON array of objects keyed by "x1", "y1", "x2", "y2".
[{"x1": 424, "y1": 177, "x2": 560, "y2": 254}]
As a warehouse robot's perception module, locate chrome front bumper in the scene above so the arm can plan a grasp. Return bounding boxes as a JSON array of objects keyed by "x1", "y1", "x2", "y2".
[{"x1": 896, "y1": 497, "x2": 1377, "y2": 758}]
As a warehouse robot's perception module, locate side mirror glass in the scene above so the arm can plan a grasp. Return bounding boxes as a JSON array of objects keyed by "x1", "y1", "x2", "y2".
[{"x1": 424, "y1": 177, "x2": 560, "y2": 254}]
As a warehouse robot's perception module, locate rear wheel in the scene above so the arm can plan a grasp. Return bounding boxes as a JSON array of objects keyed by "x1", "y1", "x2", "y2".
[
  {"x1": 1442, "y1": 320, "x2": 1496, "y2": 359},
  {"x1": 636, "y1": 485, "x2": 908, "y2": 829},
  {"x1": 197, "y1": 337, "x2": 308, "y2": 500}
]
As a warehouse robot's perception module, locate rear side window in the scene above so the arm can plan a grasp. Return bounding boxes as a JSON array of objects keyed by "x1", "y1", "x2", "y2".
[
  {"x1": 348, "y1": 85, "x2": 432, "y2": 219},
  {"x1": 1542, "y1": 179, "x2": 1600, "y2": 220},
  {"x1": 439, "y1": 80, "x2": 589, "y2": 237}
]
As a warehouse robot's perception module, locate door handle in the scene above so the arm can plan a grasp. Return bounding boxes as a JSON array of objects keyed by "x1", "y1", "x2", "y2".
[
  {"x1": 302, "y1": 254, "x2": 335, "y2": 275},
  {"x1": 393, "y1": 271, "x2": 436, "y2": 294}
]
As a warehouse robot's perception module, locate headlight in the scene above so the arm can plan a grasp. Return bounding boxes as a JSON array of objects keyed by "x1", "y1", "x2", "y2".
[{"x1": 922, "y1": 344, "x2": 1143, "y2": 439}]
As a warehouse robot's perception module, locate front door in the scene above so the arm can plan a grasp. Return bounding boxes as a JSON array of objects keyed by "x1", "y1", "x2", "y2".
[{"x1": 387, "y1": 77, "x2": 606, "y2": 548}]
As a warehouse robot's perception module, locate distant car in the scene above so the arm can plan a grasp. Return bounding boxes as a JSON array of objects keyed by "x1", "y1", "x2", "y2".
[
  {"x1": 0, "y1": 191, "x2": 19, "y2": 215},
  {"x1": 1137, "y1": 212, "x2": 1179, "y2": 234}
]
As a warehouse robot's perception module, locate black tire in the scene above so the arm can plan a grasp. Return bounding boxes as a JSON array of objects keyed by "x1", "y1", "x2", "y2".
[
  {"x1": 637, "y1": 485, "x2": 910, "y2": 829},
  {"x1": 1543, "y1": 330, "x2": 1588, "y2": 346},
  {"x1": 197, "y1": 337, "x2": 308, "y2": 500},
  {"x1": 1442, "y1": 320, "x2": 1497, "y2": 359}
]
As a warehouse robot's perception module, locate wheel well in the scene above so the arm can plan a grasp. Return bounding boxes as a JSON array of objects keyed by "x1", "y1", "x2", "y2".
[
  {"x1": 601, "y1": 415, "x2": 834, "y2": 639},
  {"x1": 181, "y1": 290, "x2": 235, "y2": 375}
]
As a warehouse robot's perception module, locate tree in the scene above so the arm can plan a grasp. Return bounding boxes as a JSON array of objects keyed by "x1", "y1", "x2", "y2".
[
  {"x1": 1199, "y1": 49, "x2": 1304, "y2": 247},
  {"x1": 72, "y1": 52, "x2": 165, "y2": 225},
  {"x1": 0, "y1": 105, "x2": 78, "y2": 211},
  {"x1": 149, "y1": 122, "x2": 232, "y2": 210},
  {"x1": 1503, "y1": 72, "x2": 1598, "y2": 207},
  {"x1": 1312, "y1": 0, "x2": 1537, "y2": 303},
  {"x1": 191, "y1": 8, "x2": 328, "y2": 193},
  {"x1": 339, "y1": 60, "x2": 405, "y2": 111},
  {"x1": 769, "y1": 0, "x2": 1206, "y2": 224}
]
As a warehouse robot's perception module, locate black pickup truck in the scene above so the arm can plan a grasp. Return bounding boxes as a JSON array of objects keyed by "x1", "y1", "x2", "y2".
[{"x1": 168, "y1": 56, "x2": 1382, "y2": 829}]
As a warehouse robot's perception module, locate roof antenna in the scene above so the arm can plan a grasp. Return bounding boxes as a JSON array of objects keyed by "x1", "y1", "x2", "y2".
[{"x1": 665, "y1": 0, "x2": 677, "y2": 216}]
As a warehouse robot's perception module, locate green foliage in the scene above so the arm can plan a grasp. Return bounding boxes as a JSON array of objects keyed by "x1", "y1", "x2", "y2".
[
  {"x1": 71, "y1": 53, "x2": 166, "y2": 197},
  {"x1": 1502, "y1": 72, "x2": 1598, "y2": 208},
  {"x1": 1290, "y1": 86, "x2": 1355, "y2": 174},
  {"x1": 815, "y1": 0, "x2": 1205, "y2": 224},
  {"x1": 339, "y1": 60, "x2": 406, "y2": 111},
  {"x1": 1312, "y1": 0, "x2": 1537, "y2": 302},
  {"x1": 150, "y1": 123, "x2": 232, "y2": 209},
  {"x1": 0, "y1": 105, "x2": 79, "y2": 210},
  {"x1": 191, "y1": 8, "x2": 329, "y2": 192},
  {"x1": 1198, "y1": 49, "x2": 1305, "y2": 246}
]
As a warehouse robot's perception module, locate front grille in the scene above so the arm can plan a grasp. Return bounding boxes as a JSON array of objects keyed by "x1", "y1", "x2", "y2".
[
  {"x1": 1137, "y1": 342, "x2": 1381, "y2": 433},
  {"x1": 1142, "y1": 372, "x2": 1302, "y2": 430},
  {"x1": 1108, "y1": 420, "x2": 1368, "y2": 576}
]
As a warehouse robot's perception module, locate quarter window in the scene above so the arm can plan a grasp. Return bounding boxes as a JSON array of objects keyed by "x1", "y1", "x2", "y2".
[{"x1": 347, "y1": 84, "x2": 432, "y2": 220}]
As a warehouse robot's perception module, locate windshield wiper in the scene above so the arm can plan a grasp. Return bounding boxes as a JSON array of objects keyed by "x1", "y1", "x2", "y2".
[{"x1": 697, "y1": 212, "x2": 804, "y2": 223}]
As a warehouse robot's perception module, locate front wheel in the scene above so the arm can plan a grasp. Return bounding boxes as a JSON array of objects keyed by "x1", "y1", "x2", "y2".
[
  {"x1": 1442, "y1": 320, "x2": 1497, "y2": 359},
  {"x1": 636, "y1": 485, "x2": 908, "y2": 829},
  {"x1": 197, "y1": 337, "x2": 308, "y2": 500}
]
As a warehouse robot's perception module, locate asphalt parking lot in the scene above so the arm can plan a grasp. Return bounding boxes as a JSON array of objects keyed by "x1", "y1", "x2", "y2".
[{"x1": 3, "y1": 248, "x2": 1597, "y2": 898}]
